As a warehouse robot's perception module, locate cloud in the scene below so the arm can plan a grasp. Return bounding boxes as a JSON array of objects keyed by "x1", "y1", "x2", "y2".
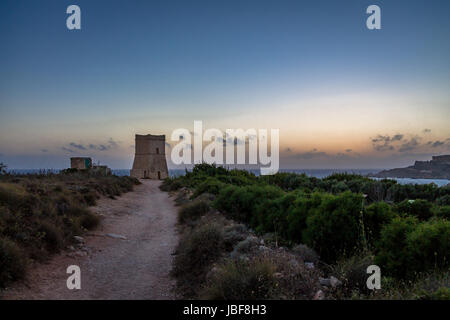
[
  {"x1": 293, "y1": 149, "x2": 328, "y2": 159},
  {"x1": 398, "y1": 137, "x2": 420, "y2": 152},
  {"x1": 392, "y1": 134, "x2": 404, "y2": 141},
  {"x1": 69, "y1": 142, "x2": 87, "y2": 150},
  {"x1": 371, "y1": 133, "x2": 406, "y2": 152},
  {"x1": 61, "y1": 147, "x2": 74, "y2": 153},
  {"x1": 41, "y1": 149, "x2": 48, "y2": 153},
  {"x1": 63, "y1": 138, "x2": 119, "y2": 153},
  {"x1": 431, "y1": 141, "x2": 445, "y2": 148}
]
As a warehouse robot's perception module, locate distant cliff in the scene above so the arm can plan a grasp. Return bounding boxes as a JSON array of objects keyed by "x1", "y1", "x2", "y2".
[{"x1": 374, "y1": 155, "x2": 450, "y2": 179}]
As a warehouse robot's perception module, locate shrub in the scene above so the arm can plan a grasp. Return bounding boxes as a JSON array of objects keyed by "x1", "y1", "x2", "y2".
[
  {"x1": 200, "y1": 256, "x2": 276, "y2": 300},
  {"x1": 178, "y1": 200, "x2": 210, "y2": 224},
  {"x1": 436, "y1": 195, "x2": 450, "y2": 206},
  {"x1": 223, "y1": 223, "x2": 247, "y2": 250},
  {"x1": 78, "y1": 211, "x2": 100, "y2": 230},
  {"x1": 253, "y1": 192, "x2": 296, "y2": 238},
  {"x1": 173, "y1": 222, "x2": 224, "y2": 296},
  {"x1": 83, "y1": 191, "x2": 98, "y2": 206},
  {"x1": 38, "y1": 221, "x2": 63, "y2": 252},
  {"x1": 0, "y1": 238, "x2": 26, "y2": 287},
  {"x1": 286, "y1": 192, "x2": 324, "y2": 243},
  {"x1": 331, "y1": 254, "x2": 375, "y2": 295},
  {"x1": 193, "y1": 178, "x2": 226, "y2": 198},
  {"x1": 0, "y1": 162, "x2": 7, "y2": 175},
  {"x1": 331, "y1": 181, "x2": 349, "y2": 194},
  {"x1": 395, "y1": 199, "x2": 434, "y2": 220},
  {"x1": 433, "y1": 205, "x2": 450, "y2": 219},
  {"x1": 214, "y1": 184, "x2": 283, "y2": 225},
  {"x1": 303, "y1": 192, "x2": 365, "y2": 263},
  {"x1": 160, "y1": 178, "x2": 183, "y2": 192},
  {"x1": 406, "y1": 218, "x2": 449, "y2": 274},
  {"x1": 423, "y1": 287, "x2": 450, "y2": 300},
  {"x1": 375, "y1": 216, "x2": 419, "y2": 278},
  {"x1": 230, "y1": 236, "x2": 259, "y2": 258},
  {"x1": 291, "y1": 244, "x2": 319, "y2": 264},
  {"x1": 363, "y1": 201, "x2": 396, "y2": 247}
]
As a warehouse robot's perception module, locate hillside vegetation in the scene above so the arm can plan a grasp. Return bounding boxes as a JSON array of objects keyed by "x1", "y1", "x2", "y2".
[
  {"x1": 0, "y1": 169, "x2": 140, "y2": 288},
  {"x1": 162, "y1": 164, "x2": 449, "y2": 300}
]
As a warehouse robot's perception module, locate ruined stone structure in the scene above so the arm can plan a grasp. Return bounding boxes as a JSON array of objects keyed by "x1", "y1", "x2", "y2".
[
  {"x1": 71, "y1": 157, "x2": 92, "y2": 170},
  {"x1": 130, "y1": 134, "x2": 168, "y2": 179}
]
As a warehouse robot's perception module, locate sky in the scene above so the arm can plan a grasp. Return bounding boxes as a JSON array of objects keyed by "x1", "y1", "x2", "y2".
[{"x1": 0, "y1": 0, "x2": 449, "y2": 169}]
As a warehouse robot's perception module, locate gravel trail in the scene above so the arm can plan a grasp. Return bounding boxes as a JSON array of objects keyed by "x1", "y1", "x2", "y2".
[{"x1": 1, "y1": 180, "x2": 178, "y2": 300}]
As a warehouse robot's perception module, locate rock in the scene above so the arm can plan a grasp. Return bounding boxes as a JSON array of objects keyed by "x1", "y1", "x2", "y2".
[
  {"x1": 273, "y1": 272, "x2": 283, "y2": 279},
  {"x1": 330, "y1": 276, "x2": 342, "y2": 288},
  {"x1": 260, "y1": 239, "x2": 265, "y2": 245},
  {"x1": 73, "y1": 236, "x2": 84, "y2": 243},
  {"x1": 305, "y1": 262, "x2": 315, "y2": 269},
  {"x1": 319, "y1": 277, "x2": 331, "y2": 287},
  {"x1": 258, "y1": 245, "x2": 269, "y2": 251},
  {"x1": 67, "y1": 245, "x2": 75, "y2": 251},
  {"x1": 206, "y1": 267, "x2": 220, "y2": 281},
  {"x1": 313, "y1": 290, "x2": 325, "y2": 300},
  {"x1": 288, "y1": 259, "x2": 300, "y2": 268},
  {"x1": 105, "y1": 233, "x2": 127, "y2": 240},
  {"x1": 66, "y1": 250, "x2": 87, "y2": 258},
  {"x1": 75, "y1": 250, "x2": 87, "y2": 257}
]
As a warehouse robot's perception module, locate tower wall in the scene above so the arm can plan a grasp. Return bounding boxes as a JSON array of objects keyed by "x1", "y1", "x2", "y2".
[{"x1": 130, "y1": 134, "x2": 169, "y2": 179}]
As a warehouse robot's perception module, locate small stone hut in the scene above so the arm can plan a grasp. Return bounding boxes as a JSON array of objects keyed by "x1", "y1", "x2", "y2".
[{"x1": 70, "y1": 157, "x2": 92, "y2": 170}]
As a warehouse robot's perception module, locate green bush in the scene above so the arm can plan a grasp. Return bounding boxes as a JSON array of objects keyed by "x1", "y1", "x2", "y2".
[
  {"x1": 395, "y1": 199, "x2": 434, "y2": 220},
  {"x1": 433, "y1": 205, "x2": 450, "y2": 219},
  {"x1": 302, "y1": 191, "x2": 365, "y2": 263},
  {"x1": 214, "y1": 184, "x2": 283, "y2": 224},
  {"x1": 286, "y1": 192, "x2": 324, "y2": 243},
  {"x1": 376, "y1": 216, "x2": 449, "y2": 278},
  {"x1": 406, "y1": 218, "x2": 449, "y2": 274},
  {"x1": 423, "y1": 287, "x2": 450, "y2": 300},
  {"x1": 253, "y1": 192, "x2": 296, "y2": 237},
  {"x1": 331, "y1": 181, "x2": 349, "y2": 194},
  {"x1": 363, "y1": 201, "x2": 396, "y2": 247},
  {"x1": 178, "y1": 200, "x2": 210, "y2": 224},
  {"x1": 375, "y1": 216, "x2": 419, "y2": 278},
  {"x1": 0, "y1": 238, "x2": 26, "y2": 287},
  {"x1": 436, "y1": 195, "x2": 450, "y2": 206},
  {"x1": 192, "y1": 178, "x2": 226, "y2": 198}
]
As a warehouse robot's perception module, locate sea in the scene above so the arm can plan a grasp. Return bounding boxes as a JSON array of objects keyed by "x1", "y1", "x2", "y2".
[{"x1": 5, "y1": 168, "x2": 450, "y2": 187}]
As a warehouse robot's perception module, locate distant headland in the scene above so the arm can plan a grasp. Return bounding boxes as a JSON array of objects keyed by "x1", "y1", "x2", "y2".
[{"x1": 373, "y1": 155, "x2": 450, "y2": 179}]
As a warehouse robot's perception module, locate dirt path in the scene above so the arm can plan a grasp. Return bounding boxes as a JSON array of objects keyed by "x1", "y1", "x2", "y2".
[{"x1": 1, "y1": 180, "x2": 179, "y2": 300}]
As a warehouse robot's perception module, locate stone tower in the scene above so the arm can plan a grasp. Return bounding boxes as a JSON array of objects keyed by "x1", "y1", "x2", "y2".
[{"x1": 130, "y1": 134, "x2": 169, "y2": 179}]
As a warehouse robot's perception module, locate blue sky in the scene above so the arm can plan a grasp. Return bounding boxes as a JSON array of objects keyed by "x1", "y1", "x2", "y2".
[{"x1": 0, "y1": 0, "x2": 449, "y2": 169}]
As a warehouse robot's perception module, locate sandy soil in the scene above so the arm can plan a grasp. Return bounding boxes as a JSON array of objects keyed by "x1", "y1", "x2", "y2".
[{"x1": 1, "y1": 180, "x2": 179, "y2": 300}]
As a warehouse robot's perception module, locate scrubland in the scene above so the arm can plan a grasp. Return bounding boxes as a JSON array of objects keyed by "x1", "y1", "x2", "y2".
[
  {"x1": 162, "y1": 164, "x2": 449, "y2": 300},
  {"x1": 0, "y1": 169, "x2": 139, "y2": 287}
]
